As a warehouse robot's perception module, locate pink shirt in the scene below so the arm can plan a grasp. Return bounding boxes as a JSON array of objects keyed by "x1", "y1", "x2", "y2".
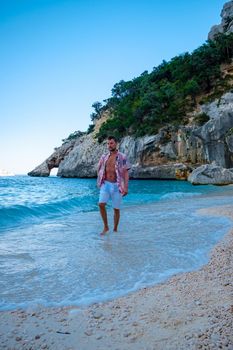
[{"x1": 97, "y1": 151, "x2": 131, "y2": 193}]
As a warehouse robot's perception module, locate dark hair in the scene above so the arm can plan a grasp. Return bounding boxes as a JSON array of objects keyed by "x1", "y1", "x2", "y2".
[{"x1": 107, "y1": 135, "x2": 118, "y2": 143}]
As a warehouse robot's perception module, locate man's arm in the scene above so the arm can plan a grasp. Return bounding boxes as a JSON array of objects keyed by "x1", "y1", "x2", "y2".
[
  {"x1": 97, "y1": 156, "x2": 103, "y2": 174},
  {"x1": 122, "y1": 170, "x2": 129, "y2": 196}
]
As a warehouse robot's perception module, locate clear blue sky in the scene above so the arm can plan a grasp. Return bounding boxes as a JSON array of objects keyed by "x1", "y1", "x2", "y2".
[{"x1": 0, "y1": 0, "x2": 227, "y2": 174}]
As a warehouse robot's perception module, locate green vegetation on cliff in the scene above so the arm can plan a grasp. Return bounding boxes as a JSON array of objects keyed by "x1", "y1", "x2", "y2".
[
  {"x1": 91, "y1": 33, "x2": 233, "y2": 142},
  {"x1": 62, "y1": 130, "x2": 85, "y2": 144}
]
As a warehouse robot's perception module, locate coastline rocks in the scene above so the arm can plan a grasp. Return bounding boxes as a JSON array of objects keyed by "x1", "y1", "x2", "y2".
[
  {"x1": 200, "y1": 92, "x2": 233, "y2": 119},
  {"x1": 188, "y1": 164, "x2": 233, "y2": 185},
  {"x1": 57, "y1": 133, "x2": 192, "y2": 179},
  {"x1": 194, "y1": 93, "x2": 233, "y2": 168},
  {"x1": 193, "y1": 109, "x2": 233, "y2": 168},
  {"x1": 208, "y1": 0, "x2": 233, "y2": 40},
  {"x1": 28, "y1": 92, "x2": 233, "y2": 179},
  {"x1": 130, "y1": 163, "x2": 191, "y2": 180},
  {"x1": 28, "y1": 162, "x2": 50, "y2": 177},
  {"x1": 57, "y1": 134, "x2": 106, "y2": 178}
]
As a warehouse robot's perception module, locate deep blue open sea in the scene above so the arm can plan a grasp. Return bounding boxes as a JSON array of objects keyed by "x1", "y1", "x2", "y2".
[{"x1": 0, "y1": 175, "x2": 232, "y2": 311}]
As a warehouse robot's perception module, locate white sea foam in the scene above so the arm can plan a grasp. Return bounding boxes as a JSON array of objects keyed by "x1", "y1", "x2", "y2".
[{"x1": 161, "y1": 191, "x2": 201, "y2": 200}]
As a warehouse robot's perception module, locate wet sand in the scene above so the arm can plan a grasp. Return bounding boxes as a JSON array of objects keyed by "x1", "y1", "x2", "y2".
[{"x1": 0, "y1": 205, "x2": 232, "y2": 350}]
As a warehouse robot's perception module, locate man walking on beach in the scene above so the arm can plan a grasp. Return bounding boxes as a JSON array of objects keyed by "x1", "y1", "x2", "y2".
[{"x1": 97, "y1": 136, "x2": 131, "y2": 235}]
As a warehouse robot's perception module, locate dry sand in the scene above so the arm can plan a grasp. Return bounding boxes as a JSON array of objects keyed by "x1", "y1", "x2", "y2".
[{"x1": 0, "y1": 205, "x2": 233, "y2": 350}]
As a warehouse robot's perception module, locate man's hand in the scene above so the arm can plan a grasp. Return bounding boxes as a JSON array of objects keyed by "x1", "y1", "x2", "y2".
[{"x1": 122, "y1": 190, "x2": 128, "y2": 197}]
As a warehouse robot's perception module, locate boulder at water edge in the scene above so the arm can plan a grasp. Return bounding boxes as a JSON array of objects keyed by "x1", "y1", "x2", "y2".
[{"x1": 188, "y1": 164, "x2": 233, "y2": 185}]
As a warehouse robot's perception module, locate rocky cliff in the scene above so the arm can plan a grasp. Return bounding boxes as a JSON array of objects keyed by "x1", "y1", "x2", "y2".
[
  {"x1": 208, "y1": 0, "x2": 233, "y2": 40},
  {"x1": 28, "y1": 92, "x2": 233, "y2": 179}
]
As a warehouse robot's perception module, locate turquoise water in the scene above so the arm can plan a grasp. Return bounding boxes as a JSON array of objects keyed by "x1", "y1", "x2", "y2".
[{"x1": 0, "y1": 175, "x2": 232, "y2": 310}]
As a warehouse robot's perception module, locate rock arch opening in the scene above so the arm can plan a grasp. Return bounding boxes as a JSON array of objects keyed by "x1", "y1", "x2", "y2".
[{"x1": 50, "y1": 167, "x2": 58, "y2": 176}]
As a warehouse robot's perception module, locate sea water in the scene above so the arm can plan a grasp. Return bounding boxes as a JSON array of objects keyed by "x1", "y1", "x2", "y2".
[{"x1": 0, "y1": 175, "x2": 232, "y2": 310}]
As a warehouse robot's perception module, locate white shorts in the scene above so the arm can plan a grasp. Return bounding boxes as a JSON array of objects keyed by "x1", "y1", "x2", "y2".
[{"x1": 99, "y1": 181, "x2": 122, "y2": 209}]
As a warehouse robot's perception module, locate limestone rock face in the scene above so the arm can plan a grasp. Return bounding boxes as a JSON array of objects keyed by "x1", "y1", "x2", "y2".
[
  {"x1": 28, "y1": 92, "x2": 233, "y2": 180},
  {"x1": 188, "y1": 164, "x2": 233, "y2": 185},
  {"x1": 130, "y1": 163, "x2": 190, "y2": 180},
  {"x1": 189, "y1": 92, "x2": 233, "y2": 169},
  {"x1": 28, "y1": 162, "x2": 50, "y2": 177},
  {"x1": 56, "y1": 134, "x2": 192, "y2": 179},
  {"x1": 193, "y1": 110, "x2": 233, "y2": 167},
  {"x1": 200, "y1": 92, "x2": 233, "y2": 119},
  {"x1": 57, "y1": 134, "x2": 106, "y2": 178},
  {"x1": 208, "y1": 1, "x2": 233, "y2": 40}
]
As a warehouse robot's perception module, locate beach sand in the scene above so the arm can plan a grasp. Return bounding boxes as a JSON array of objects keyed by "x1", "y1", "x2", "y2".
[{"x1": 0, "y1": 205, "x2": 232, "y2": 350}]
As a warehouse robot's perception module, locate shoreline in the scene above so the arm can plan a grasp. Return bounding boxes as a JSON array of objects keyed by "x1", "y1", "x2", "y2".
[{"x1": 0, "y1": 205, "x2": 233, "y2": 349}]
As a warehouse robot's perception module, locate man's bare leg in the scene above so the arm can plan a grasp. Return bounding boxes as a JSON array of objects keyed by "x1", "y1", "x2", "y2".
[
  {"x1": 113, "y1": 208, "x2": 120, "y2": 232},
  {"x1": 99, "y1": 203, "x2": 109, "y2": 235}
]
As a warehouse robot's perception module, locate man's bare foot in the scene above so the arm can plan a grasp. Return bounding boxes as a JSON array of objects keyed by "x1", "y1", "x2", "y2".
[
  {"x1": 100, "y1": 227, "x2": 109, "y2": 235},
  {"x1": 113, "y1": 228, "x2": 118, "y2": 233}
]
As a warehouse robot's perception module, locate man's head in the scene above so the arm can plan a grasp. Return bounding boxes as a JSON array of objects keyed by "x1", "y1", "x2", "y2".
[{"x1": 107, "y1": 136, "x2": 118, "y2": 152}]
